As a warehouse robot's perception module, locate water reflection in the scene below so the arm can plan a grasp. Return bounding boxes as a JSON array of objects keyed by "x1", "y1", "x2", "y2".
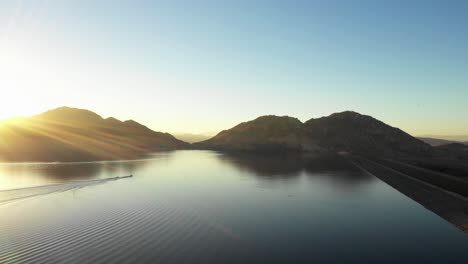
[
  {"x1": 0, "y1": 150, "x2": 376, "y2": 193},
  {"x1": 216, "y1": 152, "x2": 375, "y2": 191},
  {"x1": 217, "y1": 152, "x2": 304, "y2": 177}
]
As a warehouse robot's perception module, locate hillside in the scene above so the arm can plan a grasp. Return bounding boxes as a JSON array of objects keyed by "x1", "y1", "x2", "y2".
[
  {"x1": 434, "y1": 143, "x2": 468, "y2": 155},
  {"x1": 0, "y1": 107, "x2": 188, "y2": 162}
]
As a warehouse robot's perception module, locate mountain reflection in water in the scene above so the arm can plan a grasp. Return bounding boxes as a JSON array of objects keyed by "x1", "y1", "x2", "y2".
[{"x1": 216, "y1": 152, "x2": 375, "y2": 191}]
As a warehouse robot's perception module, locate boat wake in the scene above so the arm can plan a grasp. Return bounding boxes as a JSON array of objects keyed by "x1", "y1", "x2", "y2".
[{"x1": 0, "y1": 175, "x2": 133, "y2": 204}]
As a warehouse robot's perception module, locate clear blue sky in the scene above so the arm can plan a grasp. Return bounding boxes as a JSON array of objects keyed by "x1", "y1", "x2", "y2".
[{"x1": 0, "y1": 0, "x2": 467, "y2": 135}]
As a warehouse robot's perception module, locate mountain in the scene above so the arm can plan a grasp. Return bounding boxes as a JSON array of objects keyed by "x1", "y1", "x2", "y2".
[
  {"x1": 195, "y1": 115, "x2": 323, "y2": 152},
  {"x1": 196, "y1": 111, "x2": 431, "y2": 156},
  {"x1": 417, "y1": 137, "x2": 457, "y2": 146},
  {"x1": 0, "y1": 107, "x2": 188, "y2": 162},
  {"x1": 303, "y1": 111, "x2": 431, "y2": 156}
]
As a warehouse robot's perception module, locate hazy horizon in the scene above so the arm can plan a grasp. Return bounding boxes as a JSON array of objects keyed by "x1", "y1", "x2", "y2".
[{"x1": 1, "y1": 1, "x2": 467, "y2": 135}]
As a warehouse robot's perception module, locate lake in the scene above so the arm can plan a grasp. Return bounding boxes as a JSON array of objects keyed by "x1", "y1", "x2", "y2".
[{"x1": 0, "y1": 150, "x2": 467, "y2": 263}]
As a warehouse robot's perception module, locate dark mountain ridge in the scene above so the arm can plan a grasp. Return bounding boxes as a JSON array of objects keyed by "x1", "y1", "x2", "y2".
[{"x1": 196, "y1": 111, "x2": 431, "y2": 157}]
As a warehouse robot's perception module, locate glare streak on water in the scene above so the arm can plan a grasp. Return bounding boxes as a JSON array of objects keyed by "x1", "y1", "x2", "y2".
[{"x1": 0, "y1": 150, "x2": 467, "y2": 263}]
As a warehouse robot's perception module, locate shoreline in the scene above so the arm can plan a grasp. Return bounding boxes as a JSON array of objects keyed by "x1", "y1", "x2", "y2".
[{"x1": 348, "y1": 155, "x2": 468, "y2": 233}]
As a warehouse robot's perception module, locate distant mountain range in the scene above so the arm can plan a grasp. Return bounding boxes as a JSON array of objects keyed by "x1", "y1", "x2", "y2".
[
  {"x1": 195, "y1": 111, "x2": 431, "y2": 157},
  {"x1": 173, "y1": 133, "x2": 213, "y2": 143},
  {"x1": 418, "y1": 135, "x2": 468, "y2": 142},
  {"x1": 417, "y1": 137, "x2": 468, "y2": 147},
  {"x1": 0, "y1": 107, "x2": 188, "y2": 162}
]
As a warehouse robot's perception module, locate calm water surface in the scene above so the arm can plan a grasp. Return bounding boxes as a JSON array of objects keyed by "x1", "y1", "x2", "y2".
[{"x1": 0, "y1": 150, "x2": 467, "y2": 263}]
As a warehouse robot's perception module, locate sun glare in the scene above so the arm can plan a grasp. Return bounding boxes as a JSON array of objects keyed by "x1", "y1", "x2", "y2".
[{"x1": 0, "y1": 43, "x2": 50, "y2": 120}]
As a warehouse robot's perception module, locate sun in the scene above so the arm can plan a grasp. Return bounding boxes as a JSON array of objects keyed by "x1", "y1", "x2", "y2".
[{"x1": 0, "y1": 103, "x2": 43, "y2": 121}]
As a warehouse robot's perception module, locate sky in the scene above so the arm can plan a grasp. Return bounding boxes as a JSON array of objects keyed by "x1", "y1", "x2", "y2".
[{"x1": 0, "y1": 0, "x2": 467, "y2": 136}]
